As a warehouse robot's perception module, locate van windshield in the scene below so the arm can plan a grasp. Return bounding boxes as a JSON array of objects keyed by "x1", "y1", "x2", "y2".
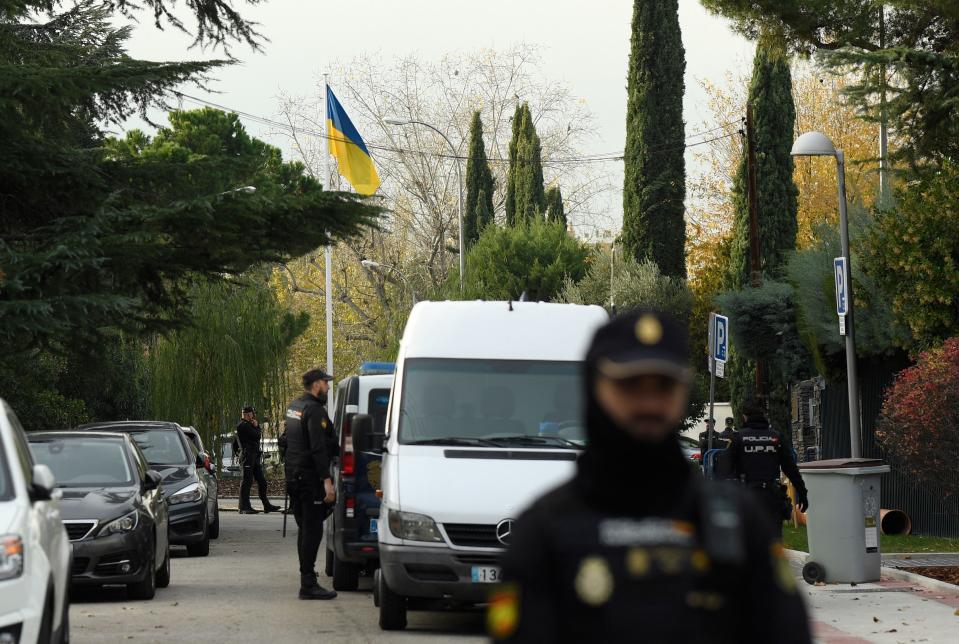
[{"x1": 398, "y1": 359, "x2": 585, "y2": 447}]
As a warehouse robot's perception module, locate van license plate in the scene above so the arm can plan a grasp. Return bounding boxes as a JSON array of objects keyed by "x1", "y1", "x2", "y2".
[
  {"x1": 471, "y1": 566, "x2": 501, "y2": 583},
  {"x1": 369, "y1": 519, "x2": 378, "y2": 534}
]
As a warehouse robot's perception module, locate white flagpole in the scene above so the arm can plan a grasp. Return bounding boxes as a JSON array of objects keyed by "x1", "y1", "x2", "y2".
[{"x1": 323, "y1": 73, "x2": 334, "y2": 378}]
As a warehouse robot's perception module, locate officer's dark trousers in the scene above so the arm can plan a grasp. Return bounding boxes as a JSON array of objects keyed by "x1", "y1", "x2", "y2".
[
  {"x1": 289, "y1": 482, "x2": 325, "y2": 577},
  {"x1": 747, "y1": 483, "x2": 785, "y2": 538},
  {"x1": 240, "y1": 458, "x2": 271, "y2": 510}
]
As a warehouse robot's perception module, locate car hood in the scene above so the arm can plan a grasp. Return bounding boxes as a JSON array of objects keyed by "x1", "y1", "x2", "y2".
[
  {"x1": 393, "y1": 446, "x2": 577, "y2": 524},
  {"x1": 152, "y1": 464, "x2": 196, "y2": 497},
  {"x1": 0, "y1": 502, "x2": 23, "y2": 535},
  {"x1": 56, "y1": 487, "x2": 138, "y2": 521}
]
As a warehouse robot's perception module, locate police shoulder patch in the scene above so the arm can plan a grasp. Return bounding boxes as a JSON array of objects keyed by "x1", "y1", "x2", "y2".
[{"x1": 488, "y1": 583, "x2": 520, "y2": 639}]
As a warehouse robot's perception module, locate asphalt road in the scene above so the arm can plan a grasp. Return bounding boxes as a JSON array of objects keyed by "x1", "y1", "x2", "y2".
[{"x1": 69, "y1": 512, "x2": 487, "y2": 643}]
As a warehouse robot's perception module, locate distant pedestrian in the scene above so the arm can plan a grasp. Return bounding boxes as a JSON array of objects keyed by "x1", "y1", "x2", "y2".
[
  {"x1": 283, "y1": 368, "x2": 339, "y2": 600},
  {"x1": 729, "y1": 403, "x2": 808, "y2": 538},
  {"x1": 491, "y1": 310, "x2": 811, "y2": 643},
  {"x1": 237, "y1": 406, "x2": 282, "y2": 515}
]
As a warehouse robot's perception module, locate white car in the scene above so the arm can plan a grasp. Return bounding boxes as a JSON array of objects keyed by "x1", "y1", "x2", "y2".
[{"x1": 0, "y1": 399, "x2": 72, "y2": 643}]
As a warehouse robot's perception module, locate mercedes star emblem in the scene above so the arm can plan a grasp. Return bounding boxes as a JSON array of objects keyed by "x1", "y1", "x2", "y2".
[{"x1": 496, "y1": 519, "x2": 514, "y2": 546}]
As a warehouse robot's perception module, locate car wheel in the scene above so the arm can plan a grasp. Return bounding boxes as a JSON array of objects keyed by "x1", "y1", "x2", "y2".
[
  {"x1": 332, "y1": 553, "x2": 360, "y2": 591},
  {"x1": 156, "y1": 543, "x2": 171, "y2": 588},
  {"x1": 37, "y1": 588, "x2": 54, "y2": 643},
  {"x1": 128, "y1": 548, "x2": 157, "y2": 600},
  {"x1": 209, "y1": 502, "x2": 220, "y2": 540},
  {"x1": 378, "y1": 570, "x2": 407, "y2": 631},
  {"x1": 324, "y1": 547, "x2": 334, "y2": 577}
]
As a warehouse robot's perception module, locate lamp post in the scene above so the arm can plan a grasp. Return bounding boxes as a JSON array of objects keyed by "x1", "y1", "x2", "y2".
[
  {"x1": 384, "y1": 117, "x2": 464, "y2": 293},
  {"x1": 791, "y1": 131, "x2": 862, "y2": 458},
  {"x1": 361, "y1": 259, "x2": 417, "y2": 304}
]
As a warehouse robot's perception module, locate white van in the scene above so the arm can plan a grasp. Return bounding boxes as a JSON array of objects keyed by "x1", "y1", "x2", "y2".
[{"x1": 374, "y1": 301, "x2": 607, "y2": 630}]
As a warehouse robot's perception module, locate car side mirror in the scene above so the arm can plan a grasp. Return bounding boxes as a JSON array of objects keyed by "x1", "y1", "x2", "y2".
[
  {"x1": 30, "y1": 464, "x2": 56, "y2": 502},
  {"x1": 144, "y1": 470, "x2": 163, "y2": 491},
  {"x1": 351, "y1": 414, "x2": 385, "y2": 452}
]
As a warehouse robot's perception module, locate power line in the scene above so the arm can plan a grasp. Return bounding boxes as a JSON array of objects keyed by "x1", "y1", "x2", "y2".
[{"x1": 172, "y1": 91, "x2": 739, "y2": 165}]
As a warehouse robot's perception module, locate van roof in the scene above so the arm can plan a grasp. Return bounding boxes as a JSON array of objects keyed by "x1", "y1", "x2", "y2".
[{"x1": 399, "y1": 301, "x2": 608, "y2": 361}]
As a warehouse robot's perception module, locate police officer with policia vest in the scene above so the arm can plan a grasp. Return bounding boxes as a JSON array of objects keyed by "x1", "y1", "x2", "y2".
[
  {"x1": 729, "y1": 403, "x2": 809, "y2": 538},
  {"x1": 489, "y1": 310, "x2": 811, "y2": 643},
  {"x1": 283, "y1": 368, "x2": 339, "y2": 600}
]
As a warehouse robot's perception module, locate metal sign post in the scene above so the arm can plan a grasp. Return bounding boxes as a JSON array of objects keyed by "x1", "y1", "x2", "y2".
[{"x1": 706, "y1": 313, "x2": 729, "y2": 455}]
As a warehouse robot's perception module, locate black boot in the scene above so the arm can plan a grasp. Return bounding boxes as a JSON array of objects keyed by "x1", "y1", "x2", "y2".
[
  {"x1": 263, "y1": 504, "x2": 283, "y2": 513},
  {"x1": 238, "y1": 508, "x2": 260, "y2": 515},
  {"x1": 299, "y1": 573, "x2": 337, "y2": 600}
]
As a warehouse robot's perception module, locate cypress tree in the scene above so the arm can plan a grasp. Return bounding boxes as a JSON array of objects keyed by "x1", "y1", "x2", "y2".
[
  {"x1": 510, "y1": 105, "x2": 547, "y2": 224},
  {"x1": 545, "y1": 186, "x2": 566, "y2": 226},
  {"x1": 505, "y1": 104, "x2": 525, "y2": 225},
  {"x1": 728, "y1": 31, "x2": 799, "y2": 289},
  {"x1": 464, "y1": 111, "x2": 494, "y2": 246},
  {"x1": 622, "y1": 0, "x2": 687, "y2": 278}
]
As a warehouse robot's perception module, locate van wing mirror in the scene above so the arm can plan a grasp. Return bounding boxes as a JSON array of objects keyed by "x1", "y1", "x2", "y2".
[
  {"x1": 351, "y1": 414, "x2": 385, "y2": 452},
  {"x1": 30, "y1": 464, "x2": 56, "y2": 502},
  {"x1": 144, "y1": 470, "x2": 163, "y2": 491}
]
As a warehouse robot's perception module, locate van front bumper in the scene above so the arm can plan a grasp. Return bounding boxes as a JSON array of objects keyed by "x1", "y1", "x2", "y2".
[{"x1": 379, "y1": 542, "x2": 502, "y2": 604}]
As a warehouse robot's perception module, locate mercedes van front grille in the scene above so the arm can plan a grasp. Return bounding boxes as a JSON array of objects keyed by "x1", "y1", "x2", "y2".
[{"x1": 443, "y1": 523, "x2": 501, "y2": 548}]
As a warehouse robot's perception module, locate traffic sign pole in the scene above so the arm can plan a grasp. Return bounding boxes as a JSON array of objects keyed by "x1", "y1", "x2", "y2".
[
  {"x1": 836, "y1": 152, "x2": 862, "y2": 459},
  {"x1": 707, "y1": 313, "x2": 716, "y2": 454}
]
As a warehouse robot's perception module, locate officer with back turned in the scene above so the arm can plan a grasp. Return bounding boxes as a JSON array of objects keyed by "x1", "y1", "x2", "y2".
[
  {"x1": 729, "y1": 403, "x2": 808, "y2": 538},
  {"x1": 489, "y1": 310, "x2": 811, "y2": 643},
  {"x1": 283, "y1": 368, "x2": 339, "y2": 600}
]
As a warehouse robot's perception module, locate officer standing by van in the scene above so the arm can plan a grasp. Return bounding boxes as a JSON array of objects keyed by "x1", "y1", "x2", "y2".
[
  {"x1": 283, "y1": 368, "x2": 339, "y2": 600},
  {"x1": 490, "y1": 310, "x2": 811, "y2": 643},
  {"x1": 237, "y1": 407, "x2": 282, "y2": 515},
  {"x1": 728, "y1": 404, "x2": 809, "y2": 538}
]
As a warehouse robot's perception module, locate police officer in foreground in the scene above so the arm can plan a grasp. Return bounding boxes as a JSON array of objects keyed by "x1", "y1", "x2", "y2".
[
  {"x1": 283, "y1": 368, "x2": 339, "y2": 600},
  {"x1": 237, "y1": 407, "x2": 282, "y2": 515},
  {"x1": 490, "y1": 310, "x2": 811, "y2": 643},
  {"x1": 729, "y1": 403, "x2": 809, "y2": 538}
]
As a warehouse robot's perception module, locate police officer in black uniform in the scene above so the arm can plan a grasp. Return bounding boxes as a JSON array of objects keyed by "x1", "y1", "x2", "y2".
[
  {"x1": 237, "y1": 407, "x2": 282, "y2": 515},
  {"x1": 490, "y1": 310, "x2": 811, "y2": 643},
  {"x1": 729, "y1": 404, "x2": 809, "y2": 538},
  {"x1": 282, "y1": 368, "x2": 339, "y2": 600}
]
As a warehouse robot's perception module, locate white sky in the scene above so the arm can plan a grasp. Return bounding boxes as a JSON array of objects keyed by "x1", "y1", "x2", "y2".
[{"x1": 121, "y1": 0, "x2": 755, "y2": 234}]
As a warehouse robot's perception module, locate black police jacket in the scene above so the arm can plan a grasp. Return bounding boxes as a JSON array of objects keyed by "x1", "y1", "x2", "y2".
[
  {"x1": 235, "y1": 420, "x2": 261, "y2": 459},
  {"x1": 729, "y1": 421, "x2": 806, "y2": 494},
  {"x1": 282, "y1": 393, "x2": 338, "y2": 488}
]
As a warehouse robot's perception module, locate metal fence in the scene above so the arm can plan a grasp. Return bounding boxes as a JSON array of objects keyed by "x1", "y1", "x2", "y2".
[{"x1": 815, "y1": 360, "x2": 959, "y2": 538}]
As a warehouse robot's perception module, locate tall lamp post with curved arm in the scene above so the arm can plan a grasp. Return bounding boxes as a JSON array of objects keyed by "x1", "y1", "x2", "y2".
[{"x1": 384, "y1": 117, "x2": 465, "y2": 294}]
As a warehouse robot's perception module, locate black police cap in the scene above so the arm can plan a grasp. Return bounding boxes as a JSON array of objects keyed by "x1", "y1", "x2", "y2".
[
  {"x1": 302, "y1": 368, "x2": 333, "y2": 388},
  {"x1": 586, "y1": 309, "x2": 692, "y2": 382}
]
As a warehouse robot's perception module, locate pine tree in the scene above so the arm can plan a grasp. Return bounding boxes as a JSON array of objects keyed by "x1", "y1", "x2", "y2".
[
  {"x1": 622, "y1": 0, "x2": 687, "y2": 278},
  {"x1": 464, "y1": 111, "x2": 494, "y2": 246},
  {"x1": 727, "y1": 31, "x2": 799, "y2": 289},
  {"x1": 545, "y1": 186, "x2": 566, "y2": 226}
]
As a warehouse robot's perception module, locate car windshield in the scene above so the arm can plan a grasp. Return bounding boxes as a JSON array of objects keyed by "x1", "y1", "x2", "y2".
[
  {"x1": 126, "y1": 428, "x2": 189, "y2": 465},
  {"x1": 29, "y1": 437, "x2": 134, "y2": 487},
  {"x1": 398, "y1": 358, "x2": 585, "y2": 447}
]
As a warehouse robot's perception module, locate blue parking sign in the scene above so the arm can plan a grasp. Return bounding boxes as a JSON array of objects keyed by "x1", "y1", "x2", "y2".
[
  {"x1": 713, "y1": 314, "x2": 728, "y2": 363},
  {"x1": 834, "y1": 257, "x2": 848, "y2": 316}
]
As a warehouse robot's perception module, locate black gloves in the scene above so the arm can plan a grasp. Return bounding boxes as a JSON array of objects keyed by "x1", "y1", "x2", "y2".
[{"x1": 796, "y1": 489, "x2": 809, "y2": 513}]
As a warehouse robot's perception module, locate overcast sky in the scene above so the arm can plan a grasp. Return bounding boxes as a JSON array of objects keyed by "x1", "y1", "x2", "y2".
[{"x1": 122, "y1": 0, "x2": 755, "y2": 232}]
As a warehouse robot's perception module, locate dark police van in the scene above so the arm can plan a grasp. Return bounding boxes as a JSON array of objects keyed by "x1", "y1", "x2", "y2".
[{"x1": 324, "y1": 362, "x2": 393, "y2": 591}]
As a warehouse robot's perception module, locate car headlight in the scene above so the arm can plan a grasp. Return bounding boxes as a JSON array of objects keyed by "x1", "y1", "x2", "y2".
[
  {"x1": 0, "y1": 535, "x2": 24, "y2": 581},
  {"x1": 169, "y1": 482, "x2": 202, "y2": 505},
  {"x1": 100, "y1": 511, "x2": 139, "y2": 536},
  {"x1": 387, "y1": 510, "x2": 444, "y2": 542}
]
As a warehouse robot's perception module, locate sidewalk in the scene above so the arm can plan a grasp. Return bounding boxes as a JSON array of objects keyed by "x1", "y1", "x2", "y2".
[
  {"x1": 219, "y1": 496, "x2": 287, "y2": 512},
  {"x1": 787, "y1": 551, "x2": 959, "y2": 643}
]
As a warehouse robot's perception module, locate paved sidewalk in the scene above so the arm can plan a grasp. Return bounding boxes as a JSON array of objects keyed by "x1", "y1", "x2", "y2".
[
  {"x1": 882, "y1": 553, "x2": 959, "y2": 568},
  {"x1": 218, "y1": 496, "x2": 287, "y2": 512},
  {"x1": 787, "y1": 551, "x2": 959, "y2": 643}
]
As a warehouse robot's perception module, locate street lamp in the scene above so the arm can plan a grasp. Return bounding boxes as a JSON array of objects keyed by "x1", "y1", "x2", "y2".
[
  {"x1": 384, "y1": 117, "x2": 464, "y2": 293},
  {"x1": 361, "y1": 259, "x2": 417, "y2": 304},
  {"x1": 791, "y1": 131, "x2": 863, "y2": 458}
]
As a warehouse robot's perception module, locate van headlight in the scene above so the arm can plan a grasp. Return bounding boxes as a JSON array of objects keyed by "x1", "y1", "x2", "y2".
[
  {"x1": 0, "y1": 535, "x2": 24, "y2": 580},
  {"x1": 387, "y1": 510, "x2": 444, "y2": 543},
  {"x1": 100, "y1": 511, "x2": 139, "y2": 536},
  {"x1": 169, "y1": 482, "x2": 202, "y2": 505}
]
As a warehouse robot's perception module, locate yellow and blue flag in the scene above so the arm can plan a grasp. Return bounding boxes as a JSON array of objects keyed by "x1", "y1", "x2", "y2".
[{"x1": 327, "y1": 86, "x2": 381, "y2": 196}]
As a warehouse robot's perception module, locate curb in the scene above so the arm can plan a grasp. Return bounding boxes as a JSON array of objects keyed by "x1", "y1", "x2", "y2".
[{"x1": 786, "y1": 548, "x2": 958, "y2": 594}]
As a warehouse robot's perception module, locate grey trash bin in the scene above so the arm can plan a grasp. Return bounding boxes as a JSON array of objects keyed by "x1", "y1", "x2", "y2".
[{"x1": 798, "y1": 458, "x2": 891, "y2": 584}]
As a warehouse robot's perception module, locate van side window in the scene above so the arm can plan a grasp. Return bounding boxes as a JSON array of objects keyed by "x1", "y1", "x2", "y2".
[{"x1": 368, "y1": 389, "x2": 391, "y2": 434}]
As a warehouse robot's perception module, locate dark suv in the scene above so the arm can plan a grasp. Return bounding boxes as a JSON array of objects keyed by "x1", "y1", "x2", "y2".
[{"x1": 77, "y1": 421, "x2": 213, "y2": 557}]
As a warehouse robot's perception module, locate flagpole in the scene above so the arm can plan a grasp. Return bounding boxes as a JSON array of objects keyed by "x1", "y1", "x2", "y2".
[{"x1": 323, "y1": 73, "x2": 334, "y2": 378}]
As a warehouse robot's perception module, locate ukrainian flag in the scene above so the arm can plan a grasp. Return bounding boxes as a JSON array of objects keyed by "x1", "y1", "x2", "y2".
[{"x1": 327, "y1": 86, "x2": 381, "y2": 196}]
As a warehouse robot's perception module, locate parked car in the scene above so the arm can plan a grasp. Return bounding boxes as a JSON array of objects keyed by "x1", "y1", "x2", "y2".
[
  {"x1": 178, "y1": 426, "x2": 220, "y2": 539},
  {"x1": 324, "y1": 363, "x2": 394, "y2": 591},
  {"x1": 678, "y1": 434, "x2": 701, "y2": 463},
  {"x1": 0, "y1": 399, "x2": 71, "y2": 643},
  {"x1": 77, "y1": 421, "x2": 213, "y2": 557},
  {"x1": 28, "y1": 431, "x2": 170, "y2": 599},
  {"x1": 218, "y1": 433, "x2": 241, "y2": 478},
  {"x1": 375, "y1": 301, "x2": 607, "y2": 630}
]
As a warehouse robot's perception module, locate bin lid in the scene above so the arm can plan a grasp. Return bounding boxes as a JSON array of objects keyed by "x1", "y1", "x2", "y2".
[{"x1": 799, "y1": 457, "x2": 887, "y2": 471}]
